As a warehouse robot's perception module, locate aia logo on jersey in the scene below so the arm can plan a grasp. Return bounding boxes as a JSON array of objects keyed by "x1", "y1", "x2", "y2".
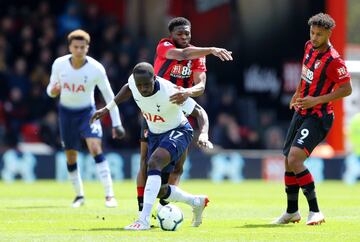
[
  {"x1": 171, "y1": 61, "x2": 192, "y2": 78},
  {"x1": 314, "y1": 60, "x2": 321, "y2": 69},
  {"x1": 63, "y1": 82, "x2": 85, "y2": 93},
  {"x1": 142, "y1": 111, "x2": 165, "y2": 123},
  {"x1": 301, "y1": 65, "x2": 313, "y2": 83}
]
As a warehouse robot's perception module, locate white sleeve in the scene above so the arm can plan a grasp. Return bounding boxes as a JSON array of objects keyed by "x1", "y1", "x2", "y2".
[
  {"x1": 46, "y1": 60, "x2": 60, "y2": 98},
  {"x1": 180, "y1": 97, "x2": 196, "y2": 116},
  {"x1": 96, "y1": 65, "x2": 122, "y2": 127}
]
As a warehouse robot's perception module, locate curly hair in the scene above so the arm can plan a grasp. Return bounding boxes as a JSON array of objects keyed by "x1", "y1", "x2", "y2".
[
  {"x1": 308, "y1": 13, "x2": 336, "y2": 30},
  {"x1": 168, "y1": 17, "x2": 191, "y2": 32}
]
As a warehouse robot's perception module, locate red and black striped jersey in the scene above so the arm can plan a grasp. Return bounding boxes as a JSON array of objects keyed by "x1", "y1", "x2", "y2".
[
  {"x1": 298, "y1": 41, "x2": 350, "y2": 117},
  {"x1": 154, "y1": 38, "x2": 207, "y2": 88}
]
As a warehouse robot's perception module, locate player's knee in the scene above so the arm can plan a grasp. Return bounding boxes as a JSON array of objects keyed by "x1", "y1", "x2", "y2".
[
  {"x1": 287, "y1": 151, "x2": 302, "y2": 170},
  {"x1": 147, "y1": 154, "x2": 164, "y2": 171},
  {"x1": 147, "y1": 159, "x2": 161, "y2": 171},
  {"x1": 66, "y1": 154, "x2": 77, "y2": 164},
  {"x1": 88, "y1": 143, "x2": 102, "y2": 155}
]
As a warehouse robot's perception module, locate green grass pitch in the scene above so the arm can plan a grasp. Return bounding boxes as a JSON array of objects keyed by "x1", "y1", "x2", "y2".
[{"x1": 0, "y1": 180, "x2": 359, "y2": 241}]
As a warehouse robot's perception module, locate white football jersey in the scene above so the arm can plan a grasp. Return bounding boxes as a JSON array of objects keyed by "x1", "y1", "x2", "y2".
[
  {"x1": 128, "y1": 74, "x2": 196, "y2": 134},
  {"x1": 47, "y1": 54, "x2": 121, "y2": 127}
]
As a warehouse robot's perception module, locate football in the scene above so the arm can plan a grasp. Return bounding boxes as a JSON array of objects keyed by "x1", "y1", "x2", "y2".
[{"x1": 156, "y1": 204, "x2": 184, "y2": 231}]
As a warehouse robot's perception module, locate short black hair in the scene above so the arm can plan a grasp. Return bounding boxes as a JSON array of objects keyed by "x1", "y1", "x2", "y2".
[
  {"x1": 133, "y1": 62, "x2": 154, "y2": 79},
  {"x1": 308, "y1": 13, "x2": 335, "y2": 30},
  {"x1": 168, "y1": 17, "x2": 191, "y2": 32}
]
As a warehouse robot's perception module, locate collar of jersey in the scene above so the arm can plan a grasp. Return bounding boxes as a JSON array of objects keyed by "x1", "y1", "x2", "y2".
[{"x1": 68, "y1": 56, "x2": 88, "y2": 69}]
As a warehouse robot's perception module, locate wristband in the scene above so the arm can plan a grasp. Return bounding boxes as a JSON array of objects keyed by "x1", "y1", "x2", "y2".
[{"x1": 105, "y1": 100, "x2": 117, "y2": 110}]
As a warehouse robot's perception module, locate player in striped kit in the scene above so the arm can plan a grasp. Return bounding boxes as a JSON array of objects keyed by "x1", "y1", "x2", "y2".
[
  {"x1": 272, "y1": 13, "x2": 352, "y2": 225},
  {"x1": 46, "y1": 29, "x2": 125, "y2": 208},
  {"x1": 91, "y1": 62, "x2": 213, "y2": 230}
]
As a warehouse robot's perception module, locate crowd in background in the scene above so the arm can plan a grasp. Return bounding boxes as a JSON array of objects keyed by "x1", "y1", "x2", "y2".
[{"x1": 0, "y1": 1, "x2": 286, "y2": 152}]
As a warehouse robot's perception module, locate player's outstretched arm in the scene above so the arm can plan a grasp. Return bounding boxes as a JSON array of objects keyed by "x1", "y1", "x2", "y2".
[
  {"x1": 90, "y1": 84, "x2": 132, "y2": 124},
  {"x1": 190, "y1": 103, "x2": 213, "y2": 149},
  {"x1": 113, "y1": 83, "x2": 133, "y2": 104},
  {"x1": 166, "y1": 46, "x2": 233, "y2": 61}
]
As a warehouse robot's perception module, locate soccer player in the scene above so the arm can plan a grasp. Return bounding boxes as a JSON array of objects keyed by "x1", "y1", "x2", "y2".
[
  {"x1": 136, "y1": 17, "x2": 233, "y2": 216},
  {"x1": 272, "y1": 13, "x2": 352, "y2": 225},
  {"x1": 46, "y1": 29, "x2": 125, "y2": 208},
  {"x1": 91, "y1": 62, "x2": 212, "y2": 230}
]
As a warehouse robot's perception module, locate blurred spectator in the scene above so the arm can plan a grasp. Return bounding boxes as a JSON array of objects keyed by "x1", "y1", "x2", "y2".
[
  {"x1": 30, "y1": 64, "x2": 50, "y2": 88},
  {"x1": 57, "y1": 2, "x2": 82, "y2": 36},
  {"x1": 4, "y1": 87, "x2": 29, "y2": 136},
  {"x1": 7, "y1": 58, "x2": 31, "y2": 96},
  {"x1": 39, "y1": 111, "x2": 61, "y2": 148},
  {"x1": 263, "y1": 126, "x2": 284, "y2": 149},
  {"x1": 27, "y1": 83, "x2": 51, "y2": 121},
  {"x1": 212, "y1": 113, "x2": 244, "y2": 149}
]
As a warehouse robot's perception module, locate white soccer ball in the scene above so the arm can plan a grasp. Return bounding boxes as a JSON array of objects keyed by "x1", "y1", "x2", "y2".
[{"x1": 156, "y1": 204, "x2": 184, "y2": 231}]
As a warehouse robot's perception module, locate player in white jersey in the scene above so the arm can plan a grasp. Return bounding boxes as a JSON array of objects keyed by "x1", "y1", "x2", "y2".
[
  {"x1": 91, "y1": 62, "x2": 213, "y2": 230},
  {"x1": 46, "y1": 29, "x2": 125, "y2": 208}
]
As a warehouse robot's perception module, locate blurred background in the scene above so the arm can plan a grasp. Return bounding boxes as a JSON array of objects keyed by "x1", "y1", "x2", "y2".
[{"x1": 0, "y1": 0, "x2": 360, "y2": 183}]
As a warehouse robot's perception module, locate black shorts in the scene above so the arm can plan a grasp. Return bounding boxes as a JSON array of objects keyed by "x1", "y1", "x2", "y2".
[
  {"x1": 283, "y1": 112, "x2": 333, "y2": 157},
  {"x1": 140, "y1": 118, "x2": 149, "y2": 142}
]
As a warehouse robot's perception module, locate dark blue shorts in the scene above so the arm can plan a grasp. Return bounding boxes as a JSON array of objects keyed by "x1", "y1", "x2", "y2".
[
  {"x1": 58, "y1": 105, "x2": 102, "y2": 150},
  {"x1": 147, "y1": 122, "x2": 193, "y2": 173}
]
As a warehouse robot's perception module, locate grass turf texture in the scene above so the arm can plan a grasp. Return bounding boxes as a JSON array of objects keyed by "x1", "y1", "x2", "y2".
[{"x1": 0, "y1": 180, "x2": 359, "y2": 242}]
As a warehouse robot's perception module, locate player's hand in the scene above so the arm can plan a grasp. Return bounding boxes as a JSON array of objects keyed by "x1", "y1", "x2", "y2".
[
  {"x1": 211, "y1": 47, "x2": 233, "y2": 61},
  {"x1": 90, "y1": 108, "x2": 109, "y2": 124},
  {"x1": 112, "y1": 125, "x2": 126, "y2": 139},
  {"x1": 170, "y1": 87, "x2": 190, "y2": 105},
  {"x1": 51, "y1": 82, "x2": 61, "y2": 97},
  {"x1": 197, "y1": 133, "x2": 214, "y2": 149},
  {"x1": 289, "y1": 93, "x2": 300, "y2": 110},
  {"x1": 295, "y1": 96, "x2": 319, "y2": 109}
]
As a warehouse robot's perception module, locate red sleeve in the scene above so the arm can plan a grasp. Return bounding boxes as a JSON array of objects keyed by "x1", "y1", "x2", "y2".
[
  {"x1": 156, "y1": 40, "x2": 175, "y2": 58},
  {"x1": 192, "y1": 56, "x2": 207, "y2": 72},
  {"x1": 326, "y1": 58, "x2": 351, "y2": 85}
]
